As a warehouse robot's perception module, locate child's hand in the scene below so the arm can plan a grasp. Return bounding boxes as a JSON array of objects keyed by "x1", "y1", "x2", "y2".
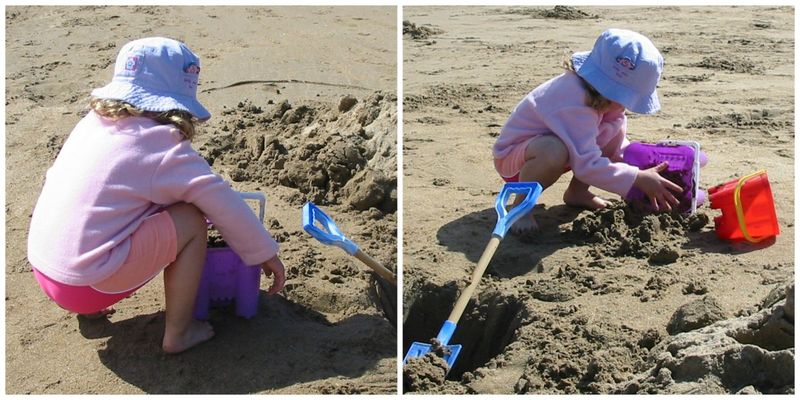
[
  {"x1": 633, "y1": 162, "x2": 683, "y2": 211},
  {"x1": 261, "y1": 255, "x2": 286, "y2": 296}
]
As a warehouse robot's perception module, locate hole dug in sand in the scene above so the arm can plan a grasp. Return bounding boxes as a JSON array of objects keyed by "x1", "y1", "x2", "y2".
[{"x1": 404, "y1": 286, "x2": 525, "y2": 388}]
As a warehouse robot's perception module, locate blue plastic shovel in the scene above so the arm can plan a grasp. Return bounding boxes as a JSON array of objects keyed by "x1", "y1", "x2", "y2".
[
  {"x1": 302, "y1": 202, "x2": 397, "y2": 285},
  {"x1": 403, "y1": 182, "x2": 543, "y2": 370}
]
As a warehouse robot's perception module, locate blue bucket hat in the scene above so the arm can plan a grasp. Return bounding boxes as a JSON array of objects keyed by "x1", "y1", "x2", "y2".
[
  {"x1": 572, "y1": 29, "x2": 663, "y2": 114},
  {"x1": 91, "y1": 37, "x2": 211, "y2": 120}
]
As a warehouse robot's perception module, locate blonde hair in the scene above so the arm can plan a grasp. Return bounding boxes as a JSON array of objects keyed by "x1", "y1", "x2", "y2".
[
  {"x1": 563, "y1": 57, "x2": 614, "y2": 112},
  {"x1": 89, "y1": 98, "x2": 198, "y2": 140}
]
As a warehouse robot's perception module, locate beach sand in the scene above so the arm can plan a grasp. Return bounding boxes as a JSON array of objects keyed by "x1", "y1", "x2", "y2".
[
  {"x1": 5, "y1": 6, "x2": 397, "y2": 394},
  {"x1": 402, "y1": 6, "x2": 794, "y2": 394}
]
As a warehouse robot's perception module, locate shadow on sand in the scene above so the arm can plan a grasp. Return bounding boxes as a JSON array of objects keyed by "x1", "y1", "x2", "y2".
[
  {"x1": 80, "y1": 293, "x2": 394, "y2": 394},
  {"x1": 435, "y1": 202, "x2": 775, "y2": 280},
  {"x1": 435, "y1": 204, "x2": 583, "y2": 279}
]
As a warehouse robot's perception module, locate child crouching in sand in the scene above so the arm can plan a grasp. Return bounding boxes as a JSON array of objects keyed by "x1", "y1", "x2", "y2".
[
  {"x1": 493, "y1": 28, "x2": 682, "y2": 233},
  {"x1": 27, "y1": 37, "x2": 286, "y2": 353}
]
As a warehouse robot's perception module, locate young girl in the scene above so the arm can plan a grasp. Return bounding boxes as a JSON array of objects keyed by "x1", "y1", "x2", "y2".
[
  {"x1": 492, "y1": 28, "x2": 683, "y2": 233},
  {"x1": 27, "y1": 37, "x2": 286, "y2": 354}
]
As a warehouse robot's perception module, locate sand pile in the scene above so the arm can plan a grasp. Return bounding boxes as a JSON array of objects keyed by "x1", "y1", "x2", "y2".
[
  {"x1": 477, "y1": 298, "x2": 652, "y2": 395},
  {"x1": 195, "y1": 92, "x2": 399, "y2": 322},
  {"x1": 403, "y1": 20, "x2": 443, "y2": 40},
  {"x1": 404, "y1": 279, "x2": 795, "y2": 395},
  {"x1": 199, "y1": 91, "x2": 397, "y2": 213},
  {"x1": 508, "y1": 5, "x2": 599, "y2": 20},
  {"x1": 568, "y1": 203, "x2": 710, "y2": 265},
  {"x1": 403, "y1": 353, "x2": 450, "y2": 392},
  {"x1": 619, "y1": 284, "x2": 794, "y2": 394}
]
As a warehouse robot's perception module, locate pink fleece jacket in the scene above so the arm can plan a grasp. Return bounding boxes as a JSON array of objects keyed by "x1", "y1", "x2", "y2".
[
  {"x1": 27, "y1": 111, "x2": 279, "y2": 286},
  {"x1": 492, "y1": 71, "x2": 639, "y2": 196}
]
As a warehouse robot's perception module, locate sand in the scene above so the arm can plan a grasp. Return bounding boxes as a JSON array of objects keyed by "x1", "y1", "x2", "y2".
[
  {"x1": 5, "y1": 6, "x2": 396, "y2": 394},
  {"x1": 402, "y1": 6, "x2": 794, "y2": 394},
  {"x1": 4, "y1": 4, "x2": 797, "y2": 396}
]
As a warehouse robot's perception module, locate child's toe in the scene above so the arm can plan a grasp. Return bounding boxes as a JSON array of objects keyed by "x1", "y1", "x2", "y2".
[{"x1": 511, "y1": 216, "x2": 540, "y2": 235}]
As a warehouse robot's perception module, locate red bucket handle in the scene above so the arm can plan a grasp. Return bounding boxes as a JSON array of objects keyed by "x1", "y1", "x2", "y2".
[{"x1": 733, "y1": 170, "x2": 769, "y2": 243}]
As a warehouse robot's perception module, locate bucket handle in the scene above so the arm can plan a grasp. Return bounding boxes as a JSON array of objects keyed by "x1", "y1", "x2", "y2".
[
  {"x1": 733, "y1": 170, "x2": 768, "y2": 244},
  {"x1": 238, "y1": 192, "x2": 266, "y2": 222}
]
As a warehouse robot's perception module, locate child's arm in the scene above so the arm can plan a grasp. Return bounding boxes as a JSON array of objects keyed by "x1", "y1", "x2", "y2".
[
  {"x1": 546, "y1": 106, "x2": 640, "y2": 196},
  {"x1": 150, "y1": 141, "x2": 280, "y2": 267}
]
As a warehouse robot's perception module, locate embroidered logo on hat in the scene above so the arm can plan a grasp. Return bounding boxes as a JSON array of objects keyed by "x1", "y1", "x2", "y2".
[
  {"x1": 124, "y1": 55, "x2": 141, "y2": 72},
  {"x1": 616, "y1": 56, "x2": 635, "y2": 70},
  {"x1": 184, "y1": 63, "x2": 200, "y2": 74}
]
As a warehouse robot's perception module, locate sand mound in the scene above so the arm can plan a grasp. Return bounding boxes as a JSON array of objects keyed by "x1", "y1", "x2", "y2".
[
  {"x1": 689, "y1": 57, "x2": 763, "y2": 74},
  {"x1": 666, "y1": 296, "x2": 728, "y2": 334},
  {"x1": 199, "y1": 91, "x2": 397, "y2": 213},
  {"x1": 568, "y1": 203, "x2": 709, "y2": 265},
  {"x1": 507, "y1": 6, "x2": 598, "y2": 20},
  {"x1": 686, "y1": 109, "x2": 790, "y2": 132},
  {"x1": 619, "y1": 283, "x2": 794, "y2": 394},
  {"x1": 403, "y1": 353, "x2": 450, "y2": 392},
  {"x1": 403, "y1": 20, "x2": 443, "y2": 40}
]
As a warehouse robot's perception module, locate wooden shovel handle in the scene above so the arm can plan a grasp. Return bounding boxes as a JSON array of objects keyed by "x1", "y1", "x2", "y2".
[
  {"x1": 354, "y1": 249, "x2": 397, "y2": 285},
  {"x1": 447, "y1": 236, "x2": 501, "y2": 324}
]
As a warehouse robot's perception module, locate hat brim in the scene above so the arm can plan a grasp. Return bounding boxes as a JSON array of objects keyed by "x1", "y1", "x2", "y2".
[
  {"x1": 91, "y1": 81, "x2": 211, "y2": 121},
  {"x1": 571, "y1": 51, "x2": 660, "y2": 115},
  {"x1": 571, "y1": 50, "x2": 591, "y2": 71}
]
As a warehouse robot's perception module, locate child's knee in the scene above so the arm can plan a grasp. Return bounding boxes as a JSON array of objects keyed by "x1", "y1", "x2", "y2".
[
  {"x1": 167, "y1": 203, "x2": 207, "y2": 236},
  {"x1": 525, "y1": 136, "x2": 568, "y2": 170}
]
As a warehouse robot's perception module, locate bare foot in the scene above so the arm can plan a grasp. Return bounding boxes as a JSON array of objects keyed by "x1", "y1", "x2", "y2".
[
  {"x1": 79, "y1": 307, "x2": 116, "y2": 320},
  {"x1": 563, "y1": 188, "x2": 609, "y2": 210},
  {"x1": 510, "y1": 213, "x2": 540, "y2": 236},
  {"x1": 162, "y1": 319, "x2": 215, "y2": 354}
]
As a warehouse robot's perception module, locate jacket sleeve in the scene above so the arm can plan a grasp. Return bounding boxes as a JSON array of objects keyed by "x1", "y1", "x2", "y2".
[
  {"x1": 543, "y1": 105, "x2": 639, "y2": 197},
  {"x1": 149, "y1": 141, "x2": 279, "y2": 265},
  {"x1": 597, "y1": 106, "x2": 629, "y2": 162}
]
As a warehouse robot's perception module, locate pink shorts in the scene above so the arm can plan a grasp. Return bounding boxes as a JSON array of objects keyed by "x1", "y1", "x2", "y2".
[
  {"x1": 494, "y1": 135, "x2": 570, "y2": 182},
  {"x1": 32, "y1": 211, "x2": 178, "y2": 314}
]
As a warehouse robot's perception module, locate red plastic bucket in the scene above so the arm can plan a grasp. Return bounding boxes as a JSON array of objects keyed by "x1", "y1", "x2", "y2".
[{"x1": 708, "y1": 170, "x2": 779, "y2": 243}]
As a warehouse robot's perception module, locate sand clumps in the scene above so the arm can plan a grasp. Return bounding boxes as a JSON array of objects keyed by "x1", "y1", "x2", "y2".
[
  {"x1": 690, "y1": 57, "x2": 762, "y2": 74},
  {"x1": 197, "y1": 90, "x2": 398, "y2": 335},
  {"x1": 665, "y1": 296, "x2": 727, "y2": 335},
  {"x1": 512, "y1": 315, "x2": 650, "y2": 394},
  {"x1": 403, "y1": 353, "x2": 450, "y2": 392},
  {"x1": 568, "y1": 203, "x2": 709, "y2": 265},
  {"x1": 620, "y1": 284, "x2": 794, "y2": 394},
  {"x1": 507, "y1": 6, "x2": 598, "y2": 20},
  {"x1": 403, "y1": 20, "x2": 443, "y2": 40},
  {"x1": 199, "y1": 91, "x2": 397, "y2": 213}
]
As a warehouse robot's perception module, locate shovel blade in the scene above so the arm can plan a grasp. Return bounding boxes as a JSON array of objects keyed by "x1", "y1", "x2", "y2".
[
  {"x1": 302, "y1": 202, "x2": 359, "y2": 255},
  {"x1": 403, "y1": 341, "x2": 462, "y2": 370}
]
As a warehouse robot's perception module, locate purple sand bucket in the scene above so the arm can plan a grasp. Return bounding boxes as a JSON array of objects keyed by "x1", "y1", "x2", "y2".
[
  {"x1": 623, "y1": 141, "x2": 704, "y2": 213},
  {"x1": 193, "y1": 248, "x2": 261, "y2": 320},
  {"x1": 193, "y1": 192, "x2": 266, "y2": 320}
]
